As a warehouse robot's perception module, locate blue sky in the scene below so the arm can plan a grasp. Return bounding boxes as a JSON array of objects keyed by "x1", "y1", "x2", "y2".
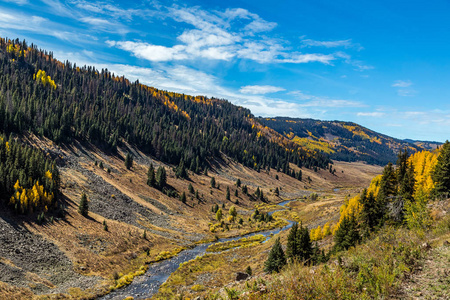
[{"x1": 0, "y1": 0, "x2": 449, "y2": 142}]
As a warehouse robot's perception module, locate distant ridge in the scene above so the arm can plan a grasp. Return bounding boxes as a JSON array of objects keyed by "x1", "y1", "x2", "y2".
[{"x1": 258, "y1": 117, "x2": 425, "y2": 165}]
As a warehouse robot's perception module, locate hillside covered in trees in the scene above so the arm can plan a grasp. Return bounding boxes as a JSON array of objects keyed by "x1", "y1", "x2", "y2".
[
  {"x1": 259, "y1": 117, "x2": 425, "y2": 165},
  {"x1": 0, "y1": 38, "x2": 329, "y2": 184}
]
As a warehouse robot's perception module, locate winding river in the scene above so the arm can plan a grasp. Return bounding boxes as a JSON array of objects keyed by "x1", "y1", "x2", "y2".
[{"x1": 102, "y1": 199, "x2": 296, "y2": 300}]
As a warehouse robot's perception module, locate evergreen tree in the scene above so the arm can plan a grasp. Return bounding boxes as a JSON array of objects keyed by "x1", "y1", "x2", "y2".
[
  {"x1": 156, "y1": 166, "x2": 167, "y2": 189},
  {"x1": 359, "y1": 189, "x2": 381, "y2": 237},
  {"x1": 286, "y1": 222, "x2": 298, "y2": 262},
  {"x1": 125, "y1": 153, "x2": 133, "y2": 170},
  {"x1": 103, "y1": 220, "x2": 108, "y2": 231},
  {"x1": 188, "y1": 183, "x2": 194, "y2": 194},
  {"x1": 236, "y1": 178, "x2": 241, "y2": 187},
  {"x1": 234, "y1": 189, "x2": 238, "y2": 197},
  {"x1": 333, "y1": 214, "x2": 360, "y2": 252},
  {"x1": 242, "y1": 185, "x2": 248, "y2": 195},
  {"x1": 175, "y1": 159, "x2": 188, "y2": 179},
  {"x1": 195, "y1": 190, "x2": 199, "y2": 199},
  {"x1": 432, "y1": 141, "x2": 450, "y2": 196},
  {"x1": 78, "y1": 193, "x2": 88, "y2": 217},
  {"x1": 226, "y1": 187, "x2": 230, "y2": 200},
  {"x1": 180, "y1": 192, "x2": 186, "y2": 203},
  {"x1": 296, "y1": 223, "x2": 313, "y2": 262},
  {"x1": 400, "y1": 162, "x2": 416, "y2": 202},
  {"x1": 264, "y1": 237, "x2": 286, "y2": 273},
  {"x1": 274, "y1": 187, "x2": 279, "y2": 196},
  {"x1": 210, "y1": 177, "x2": 216, "y2": 188},
  {"x1": 147, "y1": 164, "x2": 156, "y2": 187},
  {"x1": 245, "y1": 266, "x2": 252, "y2": 276}
]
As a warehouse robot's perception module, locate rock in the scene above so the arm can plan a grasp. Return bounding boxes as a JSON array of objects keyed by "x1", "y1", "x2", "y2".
[
  {"x1": 235, "y1": 272, "x2": 249, "y2": 281},
  {"x1": 421, "y1": 242, "x2": 431, "y2": 251}
]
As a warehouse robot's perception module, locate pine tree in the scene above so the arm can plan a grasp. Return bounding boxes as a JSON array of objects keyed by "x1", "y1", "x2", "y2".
[
  {"x1": 274, "y1": 187, "x2": 279, "y2": 196},
  {"x1": 124, "y1": 153, "x2": 133, "y2": 170},
  {"x1": 180, "y1": 192, "x2": 186, "y2": 203},
  {"x1": 147, "y1": 164, "x2": 156, "y2": 187},
  {"x1": 156, "y1": 166, "x2": 167, "y2": 189},
  {"x1": 175, "y1": 159, "x2": 188, "y2": 179},
  {"x1": 195, "y1": 190, "x2": 199, "y2": 199},
  {"x1": 234, "y1": 189, "x2": 238, "y2": 197},
  {"x1": 245, "y1": 266, "x2": 252, "y2": 276},
  {"x1": 188, "y1": 183, "x2": 194, "y2": 194},
  {"x1": 264, "y1": 237, "x2": 286, "y2": 273},
  {"x1": 210, "y1": 177, "x2": 216, "y2": 188},
  {"x1": 103, "y1": 220, "x2": 108, "y2": 231},
  {"x1": 236, "y1": 178, "x2": 241, "y2": 187},
  {"x1": 432, "y1": 141, "x2": 450, "y2": 196},
  {"x1": 333, "y1": 214, "x2": 360, "y2": 252},
  {"x1": 286, "y1": 222, "x2": 298, "y2": 262},
  {"x1": 78, "y1": 193, "x2": 88, "y2": 217},
  {"x1": 226, "y1": 187, "x2": 230, "y2": 200}
]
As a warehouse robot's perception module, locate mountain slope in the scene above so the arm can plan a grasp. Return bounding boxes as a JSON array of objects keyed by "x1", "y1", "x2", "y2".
[{"x1": 259, "y1": 117, "x2": 423, "y2": 165}]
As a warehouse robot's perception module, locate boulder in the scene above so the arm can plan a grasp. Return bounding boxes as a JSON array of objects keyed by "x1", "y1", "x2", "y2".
[{"x1": 235, "y1": 272, "x2": 249, "y2": 281}]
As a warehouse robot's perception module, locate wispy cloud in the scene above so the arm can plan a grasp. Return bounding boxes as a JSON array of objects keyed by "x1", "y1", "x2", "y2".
[
  {"x1": 2, "y1": 0, "x2": 28, "y2": 5},
  {"x1": 392, "y1": 80, "x2": 416, "y2": 96},
  {"x1": 392, "y1": 80, "x2": 412, "y2": 87},
  {"x1": 357, "y1": 112, "x2": 385, "y2": 117},
  {"x1": 289, "y1": 90, "x2": 364, "y2": 108},
  {"x1": 240, "y1": 85, "x2": 285, "y2": 94},
  {"x1": 106, "y1": 5, "x2": 339, "y2": 65}
]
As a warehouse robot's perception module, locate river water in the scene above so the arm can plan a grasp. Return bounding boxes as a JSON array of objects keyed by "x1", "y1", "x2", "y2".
[{"x1": 101, "y1": 200, "x2": 296, "y2": 300}]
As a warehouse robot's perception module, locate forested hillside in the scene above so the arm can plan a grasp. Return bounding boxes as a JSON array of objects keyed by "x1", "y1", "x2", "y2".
[
  {"x1": 0, "y1": 38, "x2": 329, "y2": 182},
  {"x1": 259, "y1": 117, "x2": 423, "y2": 165}
]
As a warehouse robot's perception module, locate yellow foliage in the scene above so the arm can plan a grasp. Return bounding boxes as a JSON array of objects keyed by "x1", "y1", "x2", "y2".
[
  {"x1": 34, "y1": 70, "x2": 57, "y2": 89},
  {"x1": 45, "y1": 170, "x2": 53, "y2": 179},
  {"x1": 408, "y1": 149, "x2": 439, "y2": 198}
]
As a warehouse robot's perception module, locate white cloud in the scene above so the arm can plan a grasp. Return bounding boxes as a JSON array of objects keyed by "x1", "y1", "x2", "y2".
[
  {"x1": 301, "y1": 39, "x2": 353, "y2": 48},
  {"x1": 240, "y1": 85, "x2": 285, "y2": 94},
  {"x1": 357, "y1": 112, "x2": 385, "y2": 117},
  {"x1": 392, "y1": 80, "x2": 416, "y2": 96},
  {"x1": 392, "y1": 80, "x2": 412, "y2": 88},
  {"x1": 107, "y1": 5, "x2": 341, "y2": 65},
  {"x1": 289, "y1": 90, "x2": 364, "y2": 108},
  {"x1": 2, "y1": 0, "x2": 28, "y2": 5}
]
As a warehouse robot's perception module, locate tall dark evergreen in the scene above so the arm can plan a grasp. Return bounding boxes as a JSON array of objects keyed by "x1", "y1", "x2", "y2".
[
  {"x1": 286, "y1": 222, "x2": 298, "y2": 261},
  {"x1": 264, "y1": 237, "x2": 286, "y2": 273},
  {"x1": 147, "y1": 164, "x2": 155, "y2": 187},
  {"x1": 432, "y1": 141, "x2": 450, "y2": 196},
  {"x1": 359, "y1": 189, "x2": 381, "y2": 237},
  {"x1": 78, "y1": 193, "x2": 88, "y2": 217},
  {"x1": 125, "y1": 153, "x2": 133, "y2": 170},
  {"x1": 156, "y1": 166, "x2": 167, "y2": 190},
  {"x1": 333, "y1": 214, "x2": 360, "y2": 252}
]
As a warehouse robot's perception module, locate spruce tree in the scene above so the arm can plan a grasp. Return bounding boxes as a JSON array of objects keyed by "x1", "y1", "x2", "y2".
[
  {"x1": 147, "y1": 164, "x2": 155, "y2": 187},
  {"x1": 188, "y1": 183, "x2": 194, "y2": 194},
  {"x1": 274, "y1": 187, "x2": 279, "y2": 196},
  {"x1": 286, "y1": 222, "x2": 298, "y2": 262},
  {"x1": 264, "y1": 237, "x2": 286, "y2": 273},
  {"x1": 236, "y1": 178, "x2": 241, "y2": 187},
  {"x1": 226, "y1": 187, "x2": 230, "y2": 200},
  {"x1": 156, "y1": 166, "x2": 167, "y2": 189},
  {"x1": 432, "y1": 141, "x2": 450, "y2": 196},
  {"x1": 333, "y1": 214, "x2": 360, "y2": 252},
  {"x1": 210, "y1": 177, "x2": 216, "y2": 188},
  {"x1": 125, "y1": 153, "x2": 133, "y2": 170},
  {"x1": 78, "y1": 193, "x2": 88, "y2": 217},
  {"x1": 180, "y1": 192, "x2": 186, "y2": 204}
]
